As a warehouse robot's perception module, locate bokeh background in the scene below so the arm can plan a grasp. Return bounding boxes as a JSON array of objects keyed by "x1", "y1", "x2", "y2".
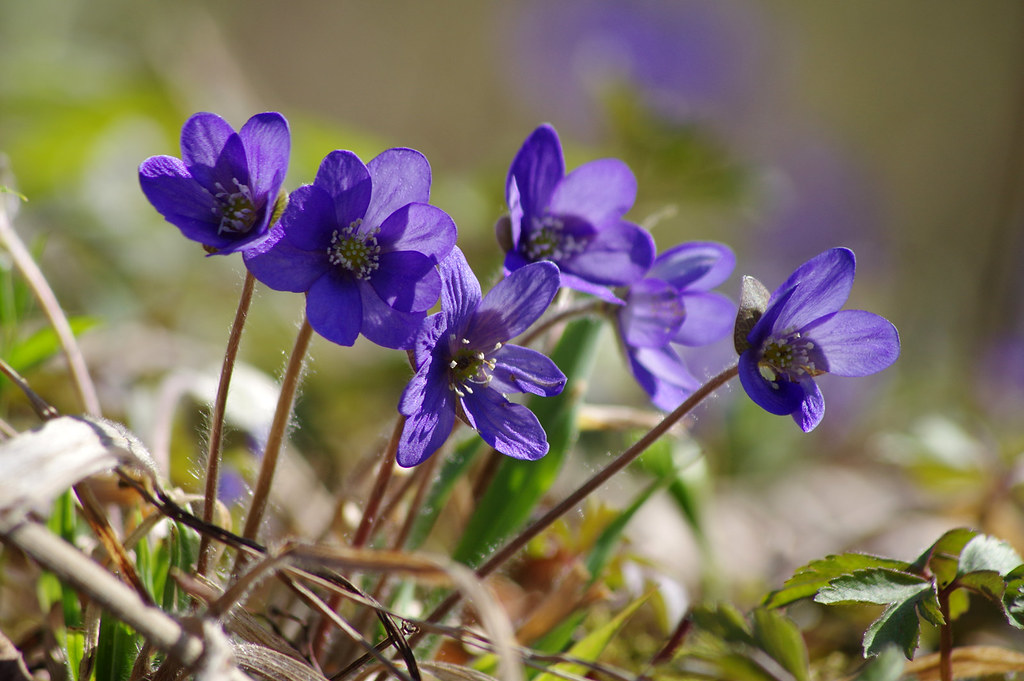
[{"x1": 3, "y1": 0, "x2": 1024, "y2": 603}]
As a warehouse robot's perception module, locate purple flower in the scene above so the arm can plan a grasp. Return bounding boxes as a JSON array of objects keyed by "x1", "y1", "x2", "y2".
[
  {"x1": 616, "y1": 242, "x2": 736, "y2": 410},
  {"x1": 397, "y1": 248, "x2": 566, "y2": 467},
  {"x1": 139, "y1": 112, "x2": 290, "y2": 254},
  {"x1": 244, "y1": 148, "x2": 457, "y2": 350},
  {"x1": 738, "y1": 248, "x2": 900, "y2": 432},
  {"x1": 499, "y1": 124, "x2": 655, "y2": 303}
]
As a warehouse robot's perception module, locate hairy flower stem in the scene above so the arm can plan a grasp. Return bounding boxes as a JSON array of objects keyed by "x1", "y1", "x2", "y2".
[
  {"x1": 232, "y1": 316, "x2": 314, "y2": 578},
  {"x1": 939, "y1": 587, "x2": 953, "y2": 681},
  {"x1": 0, "y1": 194, "x2": 101, "y2": 417},
  {"x1": 196, "y1": 270, "x2": 255, "y2": 578},
  {"x1": 412, "y1": 363, "x2": 740, "y2": 643}
]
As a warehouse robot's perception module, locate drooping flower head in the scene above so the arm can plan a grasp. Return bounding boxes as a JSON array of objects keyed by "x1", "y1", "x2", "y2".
[
  {"x1": 498, "y1": 124, "x2": 655, "y2": 302},
  {"x1": 139, "y1": 112, "x2": 290, "y2": 254},
  {"x1": 244, "y1": 148, "x2": 457, "y2": 350},
  {"x1": 737, "y1": 247, "x2": 900, "y2": 431},
  {"x1": 397, "y1": 248, "x2": 566, "y2": 467},
  {"x1": 616, "y1": 241, "x2": 735, "y2": 410}
]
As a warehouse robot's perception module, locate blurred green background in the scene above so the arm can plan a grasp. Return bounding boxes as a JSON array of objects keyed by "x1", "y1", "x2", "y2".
[{"x1": 2, "y1": 0, "x2": 1024, "y2": 594}]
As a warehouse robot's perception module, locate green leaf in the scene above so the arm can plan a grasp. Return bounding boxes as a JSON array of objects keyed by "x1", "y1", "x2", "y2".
[
  {"x1": 764, "y1": 553, "x2": 908, "y2": 609},
  {"x1": 910, "y1": 527, "x2": 977, "y2": 586},
  {"x1": 3, "y1": 316, "x2": 99, "y2": 374},
  {"x1": 454, "y1": 318, "x2": 601, "y2": 567},
  {"x1": 849, "y1": 645, "x2": 906, "y2": 681},
  {"x1": 94, "y1": 614, "x2": 140, "y2": 681},
  {"x1": 815, "y1": 569, "x2": 932, "y2": 606},
  {"x1": 862, "y1": 598, "x2": 922, "y2": 659},
  {"x1": 958, "y1": 534, "x2": 1023, "y2": 577},
  {"x1": 585, "y1": 477, "x2": 663, "y2": 580},
  {"x1": 690, "y1": 603, "x2": 754, "y2": 647},
  {"x1": 751, "y1": 608, "x2": 809, "y2": 681},
  {"x1": 1001, "y1": 564, "x2": 1024, "y2": 629},
  {"x1": 957, "y1": 570, "x2": 1008, "y2": 602}
]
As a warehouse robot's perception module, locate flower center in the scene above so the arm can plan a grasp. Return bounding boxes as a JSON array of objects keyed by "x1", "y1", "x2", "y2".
[
  {"x1": 447, "y1": 336, "x2": 502, "y2": 398},
  {"x1": 757, "y1": 330, "x2": 825, "y2": 387},
  {"x1": 212, "y1": 178, "x2": 260, "y2": 235},
  {"x1": 524, "y1": 215, "x2": 589, "y2": 262},
  {"x1": 328, "y1": 220, "x2": 381, "y2": 279}
]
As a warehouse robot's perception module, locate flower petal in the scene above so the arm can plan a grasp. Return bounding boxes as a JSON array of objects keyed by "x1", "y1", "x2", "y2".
[
  {"x1": 359, "y1": 285, "x2": 428, "y2": 350},
  {"x1": 243, "y1": 224, "x2": 328, "y2": 292},
  {"x1": 490, "y1": 344, "x2": 566, "y2": 397},
  {"x1": 738, "y1": 348, "x2": 808, "y2": 416},
  {"x1": 556, "y1": 272, "x2": 624, "y2": 303},
  {"x1": 398, "y1": 360, "x2": 456, "y2": 467},
  {"x1": 649, "y1": 241, "x2": 735, "y2": 291},
  {"x1": 377, "y1": 202, "x2": 457, "y2": 262},
  {"x1": 372, "y1": 250, "x2": 441, "y2": 312},
  {"x1": 180, "y1": 112, "x2": 234, "y2": 177},
  {"x1": 560, "y1": 219, "x2": 655, "y2": 286},
  {"x1": 461, "y1": 388, "x2": 549, "y2": 460},
  {"x1": 803, "y1": 309, "x2": 900, "y2": 377},
  {"x1": 508, "y1": 124, "x2": 564, "y2": 221},
  {"x1": 238, "y1": 112, "x2": 290, "y2": 199},
  {"x1": 439, "y1": 247, "x2": 482, "y2": 330},
  {"x1": 275, "y1": 184, "x2": 339, "y2": 253},
  {"x1": 673, "y1": 291, "x2": 736, "y2": 346},
  {"x1": 139, "y1": 156, "x2": 219, "y2": 241},
  {"x1": 306, "y1": 272, "x2": 362, "y2": 346},
  {"x1": 793, "y1": 378, "x2": 825, "y2": 432},
  {"x1": 365, "y1": 148, "x2": 432, "y2": 227},
  {"x1": 549, "y1": 157, "x2": 636, "y2": 225},
  {"x1": 469, "y1": 261, "x2": 560, "y2": 346},
  {"x1": 313, "y1": 150, "x2": 373, "y2": 229},
  {"x1": 626, "y1": 344, "x2": 700, "y2": 411},
  {"x1": 619, "y1": 279, "x2": 685, "y2": 348},
  {"x1": 771, "y1": 247, "x2": 856, "y2": 331}
]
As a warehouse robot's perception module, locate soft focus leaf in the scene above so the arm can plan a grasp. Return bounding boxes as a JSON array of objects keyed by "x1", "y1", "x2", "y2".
[
  {"x1": 94, "y1": 614, "x2": 139, "y2": 681},
  {"x1": 956, "y1": 570, "x2": 1007, "y2": 602},
  {"x1": 764, "y1": 554, "x2": 908, "y2": 608},
  {"x1": 957, "y1": 533, "x2": 1023, "y2": 577},
  {"x1": 1002, "y1": 564, "x2": 1024, "y2": 628},
  {"x1": 750, "y1": 608, "x2": 809, "y2": 681},
  {"x1": 2, "y1": 316, "x2": 98, "y2": 374},
  {"x1": 910, "y1": 526, "x2": 976, "y2": 580},
  {"x1": 849, "y1": 645, "x2": 905, "y2": 681},
  {"x1": 585, "y1": 478, "x2": 663, "y2": 580},
  {"x1": 454, "y1": 318, "x2": 601, "y2": 567},
  {"x1": 690, "y1": 603, "x2": 754, "y2": 647}
]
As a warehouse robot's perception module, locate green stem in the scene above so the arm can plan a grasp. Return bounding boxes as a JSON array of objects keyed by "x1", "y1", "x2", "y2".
[
  {"x1": 233, "y1": 315, "x2": 314, "y2": 578},
  {"x1": 196, "y1": 270, "x2": 255, "y2": 578},
  {"x1": 413, "y1": 363, "x2": 739, "y2": 641}
]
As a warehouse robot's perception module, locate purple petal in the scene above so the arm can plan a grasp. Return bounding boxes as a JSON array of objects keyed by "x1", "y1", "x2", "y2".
[
  {"x1": 549, "y1": 158, "x2": 636, "y2": 225},
  {"x1": 371, "y1": 251, "x2": 441, "y2": 312},
  {"x1": 359, "y1": 285, "x2": 428, "y2": 350},
  {"x1": 398, "y1": 360, "x2": 456, "y2": 467},
  {"x1": 139, "y1": 156, "x2": 219, "y2": 241},
  {"x1": 313, "y1": 151, "x2": 372, "y2": 229},
  {"x1": 439, "y1": 247, "x2": 482, "y2": 329},
  {"x1": 738, "y1": 348, "x2": 808, "y2": 416},
  {"x1": 508, "y1": 124, "x2": 564, "y2": 220},
  {"x1": 625, "y1": 344, "x2": 699, "y2": 411},
  {"x1": 803, "y1": 309, "x2": 900, "y2": 377},
  {"x1": 771, "y1": 248, "x2": 856, "y2": 331},
  {"x1": 793, "y1": 379, "x2": 825, "y2": 432},
  {"x1": 180, "y1": 112, "x2": 234, "y2": 175},
  {"x1": 561, "y1": 219, "x2": 655, "y2": 286},
  {"x1": 238, "y1": 112, "x2": 290, "y2": 199},
  {"x1": 275, "y1": 184, "x2": 339, "y2": 252},
  {"x1": 619, "y1": 279, "x2": 685, "y2": 348},
  {"x1": 243, "y1": 224, "x2": 328, "y2": 292},
  {"x1": 649, "y1": 241, "x2": 735, "y2": 291},
  {"x1": 461, "y1": 388, "x2": 549, "y2": 460},
  {"x1": 306, "y1": 273, "x2": 361, "y2": 346},
  {"x1": 673, "y1": 291, "x2": 736, "y2": 346},
  {"x1": 490, "y1": 344, "x2": 566, "y2": 397},
  {"x1": 556, "y1": 272, "x2": 624, "y2": 303},
  {"x1": 469, "y1": 261, "x2": 560, "y2": 346},
  {"x1": 365, "y1": 148, "x2": 432, "y2": 227},
  {"x1": 377, "y1": 202, "x2": 457, "y2": 262}
]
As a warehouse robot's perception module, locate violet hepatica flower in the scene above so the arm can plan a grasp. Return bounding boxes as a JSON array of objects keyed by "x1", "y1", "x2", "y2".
[
  {"x1": 139, "y1": 112, "x2": 290, "y2": 254},
  {"x1": 397, "y1": 248, "x2": 566, "y2": 467},
  {"x1": 244, "y1": 148, "x2": 457, "y2": 350},
  {"x1": 738, "y1": 247, "x2": 900, "y2": 431},
  {"x1": 617, "y1": 242, "x2": 736, "y2": 410},
  {"x1": 499, "y1": 124, "x2": 655, "y2": 303}
]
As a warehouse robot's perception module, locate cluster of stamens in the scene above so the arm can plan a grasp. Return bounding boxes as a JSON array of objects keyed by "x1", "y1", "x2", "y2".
[
  {"x1": 757, "y1": 330, "x2": 823, "y2": 388},
  {"x1": 524, "y1": 215, "x2": 589, "y2": 261},
  {"x1": 212, "y1": 178, "x2": 259, "y2": 235},
  {"x1": 328, "y1": 219, "x2": 381, "y2": 279},
  {"x1": 447, "y1": 336, "x2": 502, "y2": 398}
]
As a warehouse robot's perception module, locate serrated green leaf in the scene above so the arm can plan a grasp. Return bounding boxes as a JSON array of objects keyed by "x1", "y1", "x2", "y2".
[
  {"x1": 863, "y1": 599, "x2": 922, "y2": 659},
  {"x1": 751, "y1": 608, "x2": 809, "y2": 681},
  {"x1": 815, "y1": 569, "x2": 932, "y2": 606},
  {"x1": 454, "y1": 318, "x2": 601, "y2": 567},
  {"x1": 910, "y1": 527, "x2": 977, "y2": 583},
  {"x1": 957, "y1": 570, "x2": 1007, "y2": 602},
  {"x1": 1001, "y1": 564, "x2": 1024, "y2": 629},
  {"x1": 764, "y1": 554, "x2": 909, "y2": 609},
  {"x1": 958, "y1": 534, "x2": 1023, "y2": 577}
]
